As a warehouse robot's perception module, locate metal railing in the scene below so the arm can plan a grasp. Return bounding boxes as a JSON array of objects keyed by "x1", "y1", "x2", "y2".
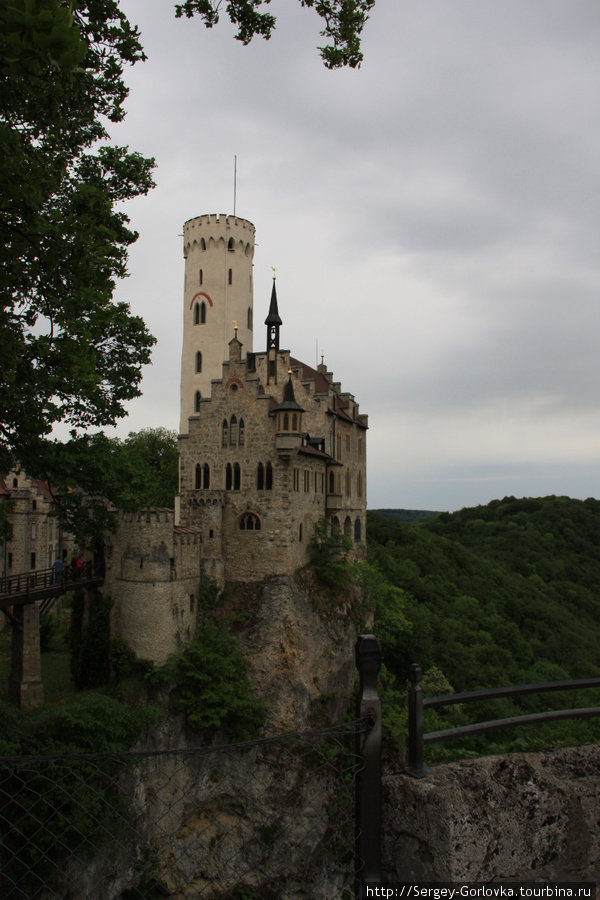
[
  {"x1": 0, "y1": 561, "x2": 103, "y2": 608},
  {"x1": 405, "y1": 662, "x2": 600, "y2": 778}
]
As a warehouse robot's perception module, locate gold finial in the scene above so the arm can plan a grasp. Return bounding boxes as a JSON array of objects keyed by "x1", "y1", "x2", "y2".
[
  {"x1": 233, "y1": 319, "x2": 238, "y2": 332},
  {"x1": 271, "y1": 266, "x2": 277, "y2": 280},
  {"x1": 288, "y1": 368, "x2": 292, "y2": 375},
  {"x1": 321, "y1": 352, "x2": 324, "y2": 362}
]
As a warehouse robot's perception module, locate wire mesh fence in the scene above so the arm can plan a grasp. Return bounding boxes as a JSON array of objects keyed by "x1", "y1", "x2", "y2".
[{"x1": 0, "y1": 720, "x2": 368, "y2": 900}]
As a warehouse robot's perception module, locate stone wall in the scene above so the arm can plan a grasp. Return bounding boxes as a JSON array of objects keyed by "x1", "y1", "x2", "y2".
[{"x1": 383, "y1": 746, "x2": 600, "y2": 883}]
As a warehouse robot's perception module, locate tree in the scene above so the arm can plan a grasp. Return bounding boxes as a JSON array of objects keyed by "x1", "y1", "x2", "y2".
[
  {"x1": 0, "y1": 0, "x2": 156, "y2": 493},
  {"x1": 175, "y1": 0, "x2": 376, "y2": 69},
  {"x1": 113, "y1": 427, "x2": 179, "y2": 510}
]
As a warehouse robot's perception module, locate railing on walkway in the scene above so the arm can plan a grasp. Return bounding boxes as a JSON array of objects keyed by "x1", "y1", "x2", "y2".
[
  {"x1": 0, "y1": 561, "x2": 103, "y2": 609},
  {"x1": 405, "y1": 661, "x2": 600, "y2": 778}
]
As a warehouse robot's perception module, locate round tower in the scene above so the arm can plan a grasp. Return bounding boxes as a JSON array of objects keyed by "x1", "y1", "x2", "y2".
[{"x1": 180, "y1": 213, "x2": 255, "y2": 433}]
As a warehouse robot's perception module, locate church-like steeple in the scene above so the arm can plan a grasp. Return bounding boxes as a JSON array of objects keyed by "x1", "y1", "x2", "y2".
[{"x1": 265, "y1": 279, "x2": 282, "y2": 352}]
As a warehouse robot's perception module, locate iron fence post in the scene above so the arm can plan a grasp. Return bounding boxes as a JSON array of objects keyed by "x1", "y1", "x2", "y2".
[
  {"x1": 405, "y1": 662, "x2": 432, "y2": 778},
  {"x1": 355, "y1": 633, "x2": 382, "y2": 897}
]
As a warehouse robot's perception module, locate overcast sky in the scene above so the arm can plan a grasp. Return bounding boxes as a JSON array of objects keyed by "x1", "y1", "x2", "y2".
[{"x1": 106, "y1": 0, "x2": 599, "y2": 512}]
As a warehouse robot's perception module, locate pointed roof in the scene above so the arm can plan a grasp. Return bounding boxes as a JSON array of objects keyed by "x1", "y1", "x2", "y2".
[
  {"x1": 274, "y1": 373, "x2": 304, "y2": 413},
  {"x1": 264, "y1": 280, "x2": 282, "y2": 326}
]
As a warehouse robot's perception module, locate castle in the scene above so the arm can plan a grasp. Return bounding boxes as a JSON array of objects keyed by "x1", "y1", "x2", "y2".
[{"x1": 2, "y1": 214, "x2": 368, "y2": 666}]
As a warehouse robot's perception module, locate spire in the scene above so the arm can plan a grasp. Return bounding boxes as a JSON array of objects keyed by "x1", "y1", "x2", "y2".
[
  {"x1": 265, "y1": 278, "x2": 282, "y2": 352},
  {"x1": 275, "y1": 370, "x2": 304, "y2": 413}
]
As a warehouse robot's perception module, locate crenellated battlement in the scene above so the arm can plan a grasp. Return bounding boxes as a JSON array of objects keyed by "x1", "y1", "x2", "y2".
[{"x1": 183, "y1": 214, "x2": 255, "y2": 255}]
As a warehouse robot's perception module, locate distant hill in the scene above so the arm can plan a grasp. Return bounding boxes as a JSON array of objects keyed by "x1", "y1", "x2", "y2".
[
  {"x1": 367, "y1": 496, "x2": 600, "y2": 755},
  {"x1": 371, "y1": 508, "x2": 443, "y2": 523}
]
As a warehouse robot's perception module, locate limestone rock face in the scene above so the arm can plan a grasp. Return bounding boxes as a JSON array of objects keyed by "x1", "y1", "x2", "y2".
[
  {"x1": 221, "y1": 574, "x2": 359, "y2": 733},
  {"x1": 383, "y1": 745, "x2": 600, "y2": 882}
]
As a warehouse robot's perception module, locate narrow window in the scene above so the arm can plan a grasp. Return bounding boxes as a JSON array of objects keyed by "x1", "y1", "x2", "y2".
[
  {"x1": 357, "y1": 471, "x2": 363, "y2": 498},
  {"x1": 293, "y1": 469, "x2": 299, "y2": 492},
  {"x1": 225, "y1": 463, "x2": 232, "y2": 490},
  {"x1": 228, "y1": 237, "x2": 234, "y2": 251},
  {"x1": 194, "y1": 303, "x2": 200, "y2": 324},
  {"x1": 12, "y1": 478, "x2": 17, "y2": 488},
  {"x1": 31, "y1": 524, "x2": 37, "y2": 540},
  {"x1": 283, "y1": 413, "x2": 289, "y2": 431},
  {"x1": 266, "y1": 462, "x2": 273, "y2": 491},
  {"x1": 203, "y1": 463, "x2": 210, "y2": 489},
  {"x1": 228, "y1": 268, "x2": 232, "y2": 285},
  {"x1": 291, "y1": 413, "x2": 298, "y2": 431},
  {"x1": 199, "y1": 269, "x2": 203, "y2": 285},
  {"x1": 7, "y1": 552, "x2": 12, "y2": 568},
  {"x1": 336, "y1": 430, "x2": 342, "y2": 459},
  {"x1": 200, "y1": 301, "x2": 206, "y2": 324},
  {"x1": 195, "y1": 464, "x2": 202, "y2": 489},
  {"x1": 345, "y1": 471, "x2": 351, "y2": 496},
  {"x1": 200, "y1": 238, "x2": 206, "y2": 251},
  {"x1": 239, "y1": 418, "x2": 245, "y2": 446},
  {"x1": 222, "y1": 419, "x2": 228, "y2": 447},
  {"x1": 195, "y1": 351, "x2": 202, "y2": 373},
  {"x1": 32, "y1": 499, "x2": 37, "y2": 510},
  {"x1": 247, "y1": 307, "x2": 253, "y2": 330},
  {"x1": 299, "y1": 523, "x2": 303, "y2": 543},
  {"x1": 354, "y1": 517, "x2": 362, "y2": 542},
  {"x1": 233, "y1": 462, "x2": 241, "y2": 490},
  {"x1": 346, "y1": 433, "x2": 351, "y2": 454},
  {"x1": 329, "y1": 471, "x2": 335, "y2": 493},
  {"x1": 30, "y1": 552, "x2": 36, "y2": 569},
  {"x1": 230, "y1": 415, "x2": 238, "y2": 445},
  {"x1": 195, "y1": 391, "x2": 201, "y2": 412},
  {"x1": 257, "y1": 462, "x2": 264, "y2": 490}
]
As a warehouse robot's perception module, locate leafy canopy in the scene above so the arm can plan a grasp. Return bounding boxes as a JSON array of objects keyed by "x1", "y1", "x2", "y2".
[
  {"x1": 175, "y1": 0, "x2": 376, "y2": 69},
  {"x1": 0, "y1": 0, "x2": 156, "y2": 508}
]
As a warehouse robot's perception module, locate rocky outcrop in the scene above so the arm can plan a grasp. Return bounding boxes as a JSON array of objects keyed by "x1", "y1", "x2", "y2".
[{"x1": 383, "y1": 745, "x2": 600, "y2": 882}]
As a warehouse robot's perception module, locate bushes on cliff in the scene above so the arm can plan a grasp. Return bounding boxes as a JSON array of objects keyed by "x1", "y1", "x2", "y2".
[{"x1": 166, "y1": 617, "x2": 265, "y2": 741}]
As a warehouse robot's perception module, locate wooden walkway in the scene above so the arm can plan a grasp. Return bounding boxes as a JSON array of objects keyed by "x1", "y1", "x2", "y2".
[{"x1": 0, "y1": 562, "x2": 104, "y2": 615}]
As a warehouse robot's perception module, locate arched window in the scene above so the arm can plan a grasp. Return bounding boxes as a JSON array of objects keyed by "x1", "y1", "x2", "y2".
[
  {"x1": 266, "y1": 461, "x2": 273, "y2": 490},
  {"x1": 195, "y1": 351, "x2": 202, "y2": 373},
  {"x1": 195, "y1": 391, "x2": 201, "y2": 412},
  {"x1": 239, "y1": 512, "x2": 261, "y2": 531},
  {"x1": 195, "y1": 464, "x2": 202, "y2": 489},
  {"x1": 203, "y1": 463, "x2": 210, "y2": 489},
  {"x1": 283, "y1": 413, "x2": 289, "y2": 431},
  {"x1": 222, "y1": 419, "x2": 228, "y2": 447},
  {"x1": 228, "y1": 268, "x2": 233, "y2": 285},
  {"x1": 32, "y1": 499, "x2": 37, "y2": 510},
  {"x1": 12, "y1": 478, "x2": 18, "y2": 488},
  {"x1": 257, "y1": 462, "x2": 264, "y2": 490},
  {"x1": 344, "y1": 516, "x2": 352, "y2": 538},
  {"x1": 200, "y1": 238, "x2": 206, "y2": 251},
  {"x1": 230, "y1": 415, "x2": 238, "y2": 445},
  {"x1": 239, "y1": 418, "x2": 245, "y2": 446},
  {"x1": 291, "y1": 413, "x2": 298, "y2": 431},
  {"x1": 233, "y1": 462, "x2": 241, "y2": 491},
  {"x1": 354, "y1": 516, "x2": 362, "y2": 542},
  {"x1": 200, "y1": 301, "x2": 206, "y2": 323},
  {"x1": 194, "y1": 302, "x2": 206, "y2": 325},
  {"x1": 247, "y1": 307, "x2": 253, "y2": 330},
  {"x1": 225, "y1": 463, "x2": 232, "y2": 490},
  {"x1": 228, "y1": 237, "x2": 234, "y2": 251}
]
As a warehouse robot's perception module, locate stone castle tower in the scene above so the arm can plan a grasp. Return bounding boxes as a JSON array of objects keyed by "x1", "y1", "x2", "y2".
[{"x1": 180, "y1": 214, "x2": 255, "y2": 432}]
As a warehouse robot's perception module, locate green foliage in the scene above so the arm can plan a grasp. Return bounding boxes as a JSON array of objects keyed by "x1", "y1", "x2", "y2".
[
  {"x1": 109, "y1": 427, "x2": 179, "y2": 511},
  {"x1": 68, "y1": 588, "x2": 113, "y2": 688},
  {"x1": 0, "y1": 701, "x2": 22, "y2": 755},
  {"x1": 110, "y1": 638, "x2": 157, "y2": 683},
  {"x1": 367, "y1": 497, "x2": 600, "y2": 756},
  {"x1": 309, "y1": 518, "x2": 353, "y2": 589},
  {"x1": 373, "y1": 508, "x2": 443, "y2": 523},
  {"x1": 166, "y1": 618, "x2": 265, "y2": 741},
  {"x1": 175, "y1": 0, "x2": 375, "y2": 69}
]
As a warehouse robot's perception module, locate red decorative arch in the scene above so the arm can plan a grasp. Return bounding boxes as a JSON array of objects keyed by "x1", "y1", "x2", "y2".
[{"x1": 190, "y1": 292, "x2": 213, "y2": 310}]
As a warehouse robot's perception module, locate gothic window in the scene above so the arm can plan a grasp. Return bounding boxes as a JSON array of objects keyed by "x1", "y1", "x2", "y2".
[
  {"x1": 247, "y1": 307, "x2": 252, "y2": 330},
  {"x1": 239, "y1": 512, "x2": 261, "y2": 531},
  {"x1": 329, "y1": 471, "x2": 335, "y2": 494},
  {"x1": 203, "y1": 463, "x2": 210, "y2": 489},
  {"x1": 12, "y1": 478, "x2": 17, "y2": 488},
  {"x1": 239, "y1": 418, "x2": 245, "y2": 446},
  {"x1": 336, "y1": 430, "x2": 342, "y2": 460},
  {"x1": 195, "y1": 464, "x2": 202, "y2": 489},
  {"x1": 195, "y1": 391, "x2": 201, "y2": 412},
  {"x1": 291, "y1": 413, "x2": 298, "y2": 431},
  {"x1": 30, "y1": 552, "x2": 36, "y2": 569},
  {"x1": 346, "y1": 432, "x2": 351, "y2": 454},
  {"x1": 283, "y1": 413, "x2": 289, "y2": 431},
  {"x1": 230, "y1": 415, "x2": 238, "y2": 445},
  {"x1": 194, "y1": 302, "x2": 206, "y2": 325},
  {"x1": 354, "y1": 516, "x2": 362, "y2": 542},
  {"x1": 228, "y1": 237, "x2": 234, "y2": 251},
  {"x1": 266, "y1": 461, "x2": 273, "y2": 490},
  {"x1": 195, "y1": 351, "x2": 202, "y2": 373},
  {"x1": 225, "y1": 463, "x2": 232, "y2": 490},
  {"x1": 233, "y1": 462, "x2": 241, "y2": 491},
  {"x1": 222, "y1": 419, "x2": 228, "y2": 447},
  {"x1": 344, "y1": 516, "x2": 352, "y2": 538},
  {"x1": 257, "y1": 462, "x2": 264, "y2": 490},
  {"x1": 200, "y1": 238, "x2": 206, "y2": 251}
]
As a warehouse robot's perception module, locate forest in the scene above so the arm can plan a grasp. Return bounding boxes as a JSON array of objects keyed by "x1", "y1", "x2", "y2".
[{"x1": 367, "y1": 495, "x2": 600, "y2": 758}]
